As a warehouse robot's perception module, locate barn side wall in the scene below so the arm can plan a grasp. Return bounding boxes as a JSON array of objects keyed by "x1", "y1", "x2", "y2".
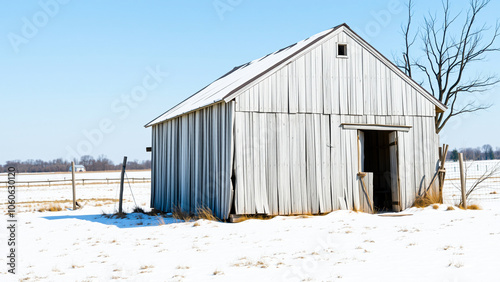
[{"x1": 151, "y1": 102, "x2": 234, "y2": 219}]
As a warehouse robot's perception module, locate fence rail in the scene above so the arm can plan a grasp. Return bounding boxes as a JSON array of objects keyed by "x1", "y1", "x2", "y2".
[
  {"x1": 443, "y1": 159, "x2": 500, "y2": 205},
  {"x1": 0, "y1": 177, "x2": 151, "y2": 188},
  {"x1": 443, "y1": 177, "x2": 500, "y2": 204}
]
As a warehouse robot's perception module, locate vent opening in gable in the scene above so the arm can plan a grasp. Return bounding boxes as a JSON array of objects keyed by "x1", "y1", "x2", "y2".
[{"x1": 337, "y1": 43, "x2": 348, "y2": 57}]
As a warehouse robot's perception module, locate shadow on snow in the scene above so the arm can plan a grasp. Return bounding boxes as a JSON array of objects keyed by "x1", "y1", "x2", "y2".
[{"x1": 41, "y1": 213, "x2": 184, "y2": 229}]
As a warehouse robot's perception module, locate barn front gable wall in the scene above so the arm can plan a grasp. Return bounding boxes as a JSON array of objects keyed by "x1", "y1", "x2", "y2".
[{"x1": 231, "y1": 29, "x2": 440, "y2": 215}]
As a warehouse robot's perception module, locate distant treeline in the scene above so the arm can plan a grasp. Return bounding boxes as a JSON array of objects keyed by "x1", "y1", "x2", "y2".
[
  {"x1": 0, "y1": 155, "x2": 151, "y2": 173},
  {"x1": 447, "y1": 144, "x2": 500, "y2": 162}
]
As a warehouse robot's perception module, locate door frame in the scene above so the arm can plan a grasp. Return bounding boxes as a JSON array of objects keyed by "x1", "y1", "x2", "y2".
[
  {"x1": 342, "y1": 123, "x2": 409, "y2": 213},
  {"x1": 356, "y1": 129, "x2": 402, "y2": 212},
  {"x1": 388, "y1": 131, "x2": 402, "y2": 212}
]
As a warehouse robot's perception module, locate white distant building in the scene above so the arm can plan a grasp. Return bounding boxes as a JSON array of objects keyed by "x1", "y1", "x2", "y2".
[{"x1": 69, "y1": 165, "x2": 86, "y2": 172}]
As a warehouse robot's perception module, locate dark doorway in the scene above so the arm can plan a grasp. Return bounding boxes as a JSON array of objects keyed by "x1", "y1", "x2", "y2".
[{"x1": 361, "y1": 130, "x2": 394, "y2": 212}]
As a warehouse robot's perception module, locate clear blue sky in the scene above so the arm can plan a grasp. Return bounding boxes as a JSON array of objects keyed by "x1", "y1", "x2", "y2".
[{"x1": 1, "y1": 0, "x2": 499, "y2": 164}]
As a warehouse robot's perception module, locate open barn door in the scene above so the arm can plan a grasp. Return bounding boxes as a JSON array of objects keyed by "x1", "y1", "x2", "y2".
[
  {"x1": 389, "y1": 131, "x2": 401, "y2": 211},
  {"x1": 358, "y1": 130, "x2": 401, "y2": 213}
]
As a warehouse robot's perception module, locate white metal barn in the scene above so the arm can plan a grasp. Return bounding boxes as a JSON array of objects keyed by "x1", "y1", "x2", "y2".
[{"x1": 145, "y1": 24, "x2": 447, "y2": 220}]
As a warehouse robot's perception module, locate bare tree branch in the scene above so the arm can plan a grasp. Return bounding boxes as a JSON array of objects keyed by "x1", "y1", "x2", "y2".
[
  {"x1": 397, "y1": 0, "x2": 500, "y2": 133},
  {"x1": 396, "y1": 0, "x2": 417, "y2": 77},
  {"x1": 463, "y1": 161, "x2": 500, "y2": 205}
]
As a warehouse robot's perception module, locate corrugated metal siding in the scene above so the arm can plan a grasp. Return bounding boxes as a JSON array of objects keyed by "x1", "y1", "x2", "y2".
[
  {"x1": 233, "y1": 112, "x2": 334, "y2": 215},
  {"x1": 398, "y1": 116, "x2": 440, "y2": 209},
  {"x1": 151, "y1": 102, "x2": 234, "y2": 219}
]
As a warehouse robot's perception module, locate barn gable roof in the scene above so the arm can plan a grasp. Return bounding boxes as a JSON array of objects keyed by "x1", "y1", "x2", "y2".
[{"x1": 145, "y1": 23, "x2": 446, "y2": 127}]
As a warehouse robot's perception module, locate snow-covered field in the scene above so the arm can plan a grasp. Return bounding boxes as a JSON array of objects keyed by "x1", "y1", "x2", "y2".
[
  {"x1": 1, "y1": 171, "x2": 500, "y2": 281},
  {"x1": 0, "y1": 170, "x2": 150, "y2": 182},
  {"x1": 0, "y1": 170, "x2": 151, "y2": 213}
]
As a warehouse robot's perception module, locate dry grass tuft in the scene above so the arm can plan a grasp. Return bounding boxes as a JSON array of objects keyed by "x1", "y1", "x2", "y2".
[
  {"x1": 38, "y1": 204, "x2": 63, "y2": 212},
  {"x1": 432, "y1": 204, "x2": 439, "y2": 210},
  {"x1": 147, "y1": 208, "x2": 168, "y2": 216},
  {"x1": 156, "y1": 216, "x2": 166, "y2": 226},
  {"x1": 458, "y1": 203, "x2": 482, "y2": 210},
  {"x1": 112, "y1": 212, "x2": 127, "y2": 219},
  {"x1": 196, "y1": 206, "x2": 219, "y2": 221},
  {"x1": 230, "y1": 212, "x2": 328, "y2": 223},
  {"x1": 446, "y1": 206, "x2": 455, "y2": 211},
  {"x1": 133, "y1": 206, "x2": 146, "y2": 214},
  {"x1": 448, "y1": 259, "x2": 464, "y2": 268},
  {"x1": 213, "y1": 269, "x2": 224, "y2": 275},
  {"x1": 467, "y1": 204, "x2": 481, "y2": 210},
  {"x1": 172, "y1": 207, "x2": 193, "y2": 222},
  {"x1": 171, "y1": 206, "x2": 220, "y2": 222},
  {"x1": 414, "y1": 189, "x2": 441, "y2": 208},
  {"x1": 232, "y1": 214, "x2": 276, "y2": 223}
]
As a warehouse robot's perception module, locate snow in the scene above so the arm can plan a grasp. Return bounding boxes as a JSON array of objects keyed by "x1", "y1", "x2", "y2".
[{"x1": 1, "y1": 171, "x2": 500, "y2": 281}]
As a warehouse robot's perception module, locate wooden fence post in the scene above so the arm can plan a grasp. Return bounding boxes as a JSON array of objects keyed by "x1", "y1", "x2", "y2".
[
  {"x1": 71, "y1": 161, "x2": 76, "y2": 210},
  {"x1": 118, "y1": 156, "x2": 128, "y2": 214},
  {"x1": 438, "y1": 144, "x2": 449, "y2": 203},
  {"x1": 458, "y1": 153, "x2": 467, "y2": 209}
]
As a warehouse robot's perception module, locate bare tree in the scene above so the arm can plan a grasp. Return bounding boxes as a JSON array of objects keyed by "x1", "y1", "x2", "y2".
[
  {"x1": 398, "y1": 0, "x2": 500, "y2": 133},
  {"x1": 482, "y1": 144, "x2": 494, "y2": 159}
]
